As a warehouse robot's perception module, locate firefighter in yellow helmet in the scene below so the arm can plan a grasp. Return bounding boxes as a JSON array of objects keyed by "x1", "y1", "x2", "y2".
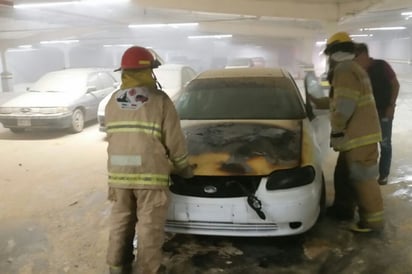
[
  {"x1": 105, "y1": 46, "x2": 194, "y2": 274},
  {"x1": 310, "y1": 31, "x2": 384, "y2": 232}
]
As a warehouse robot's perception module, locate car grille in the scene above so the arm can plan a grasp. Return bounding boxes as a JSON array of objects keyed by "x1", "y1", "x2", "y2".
[
  {"x1": 166, "y1": 221, "x2": 279, "y2": 233},
  {"x1": 170, "y1": 175, "x2": 261, "y2": 198}
]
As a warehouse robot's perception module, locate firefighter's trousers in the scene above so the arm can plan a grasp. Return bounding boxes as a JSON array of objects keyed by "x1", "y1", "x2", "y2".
[
  {"x1": 332, "y1": 143, "x2": 384, "y2": 229},
  {"x1": 107, "y1": 188, "x2": 170, "y2": 274}
]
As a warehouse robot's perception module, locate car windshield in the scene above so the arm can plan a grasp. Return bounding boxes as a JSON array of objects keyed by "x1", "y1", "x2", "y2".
[
  {"x1": 29, "y1": 71, "x2": 88, "y2": 94},
  {"x1": 175, "y1": 76, "x2": 305, "y2": 120}
]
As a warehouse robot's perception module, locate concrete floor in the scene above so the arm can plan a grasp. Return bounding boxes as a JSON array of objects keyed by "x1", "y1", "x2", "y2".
[{"x1": 0, "y1": 80, "x2": 411, "y2": 274}]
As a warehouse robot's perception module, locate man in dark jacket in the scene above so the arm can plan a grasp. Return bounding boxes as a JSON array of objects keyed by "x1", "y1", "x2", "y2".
[{"x1": 354, "y1": 43, "x2": 400, "y2": 185}]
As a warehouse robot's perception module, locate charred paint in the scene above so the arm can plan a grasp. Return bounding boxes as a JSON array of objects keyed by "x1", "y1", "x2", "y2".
[{"x1": 184, "y1": 121, "x2": 302, "y2": 175}]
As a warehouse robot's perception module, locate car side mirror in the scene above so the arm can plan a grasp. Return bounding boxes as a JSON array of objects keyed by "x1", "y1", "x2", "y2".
[{"x1": 303, "y1": 72, "x2": 321, "y2": 121}]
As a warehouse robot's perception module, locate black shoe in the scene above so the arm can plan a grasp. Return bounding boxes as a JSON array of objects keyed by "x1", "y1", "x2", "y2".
[
  {"x1": 326, "y1": 206, "x2": 354, "y2": 221},
  {"x1": 378, "y1": 176, "x2": 388, "y2": 185}
]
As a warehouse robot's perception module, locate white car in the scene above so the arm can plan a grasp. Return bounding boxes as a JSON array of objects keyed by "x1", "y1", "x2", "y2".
[
  {"x1": 97, "y1": 64, "x2": 197, "y2": 131},
  {"x1": 166, "y1": 67, "x2": 328, "y2": 237},
  {"x1": 0, "y1": 68, "x2": 118, "y2": 133}
]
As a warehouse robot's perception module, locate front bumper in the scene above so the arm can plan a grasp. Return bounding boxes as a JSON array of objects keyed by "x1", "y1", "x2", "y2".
[
  {"x1": 0, "y1": 113, "x2": 73, "y2": 130},
  {"x1": 165, "y1": 178, "x2": 321, "y2": 237}
]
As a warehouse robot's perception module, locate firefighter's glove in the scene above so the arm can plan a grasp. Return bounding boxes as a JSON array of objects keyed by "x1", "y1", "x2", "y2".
[
  {"x1": 330, "y1": 132, "x2": 345, "y2": 152},
  {"x1": 178, "y1": 164, "x2": 196, "y2": 179}
]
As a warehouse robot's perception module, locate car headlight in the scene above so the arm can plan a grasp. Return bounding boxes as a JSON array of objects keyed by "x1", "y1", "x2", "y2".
[
  {"x1": 38, "y1": 107, "x2": 69, "y2": 114},
  {"x1": 266, "y1": 166, "x2": 315, "y2": 190}
]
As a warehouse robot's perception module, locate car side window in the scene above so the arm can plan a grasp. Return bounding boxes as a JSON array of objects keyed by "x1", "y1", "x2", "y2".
[
  {"x1": 87, "y1": 72, "x2": 104, "y2": 91},
  {"x1": 98, "y1": 72, "x2": 116, "y2": 89}
]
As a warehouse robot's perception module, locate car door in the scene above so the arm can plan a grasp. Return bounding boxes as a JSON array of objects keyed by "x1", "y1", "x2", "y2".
[
  {"x1": 303, "y1": 71, "x2": 331, "y2": 162},
  {"x1": 85, "y1": 71, "x2": 117, "y2": 120}
]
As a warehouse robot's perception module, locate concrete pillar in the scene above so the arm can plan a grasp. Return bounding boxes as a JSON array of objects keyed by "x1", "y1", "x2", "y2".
[
  {"x1": 62, "y1": 47, "x2": 71, "y2": 68},
  {"x1": 0, "y1": 49, "x2": 13, "y2": 92}
]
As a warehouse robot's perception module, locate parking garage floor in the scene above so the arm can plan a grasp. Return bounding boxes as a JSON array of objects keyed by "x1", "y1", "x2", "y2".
[{"x1": 0, "y1": 81, "x2": 411, "y2": 274}]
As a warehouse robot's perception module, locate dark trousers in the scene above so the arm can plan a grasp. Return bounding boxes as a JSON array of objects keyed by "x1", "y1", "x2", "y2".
[{"x1": 379, "y1": 118, "x2": 393, "y2": 179}]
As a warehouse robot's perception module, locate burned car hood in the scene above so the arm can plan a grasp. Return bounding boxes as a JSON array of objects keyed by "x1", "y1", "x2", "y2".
[{"x1": 182, "y1": 120, "x2": 302, "y2": 176}]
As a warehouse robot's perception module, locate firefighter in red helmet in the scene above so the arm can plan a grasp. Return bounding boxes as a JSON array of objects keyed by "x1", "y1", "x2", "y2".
[{"x1": 105, "y1": 46, "x2": 194, "y2": 274}]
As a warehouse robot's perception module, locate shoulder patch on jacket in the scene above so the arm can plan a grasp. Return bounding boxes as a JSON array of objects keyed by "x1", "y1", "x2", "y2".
[{"x1": 115, "y1": 87, "x2": 149, "y2": 110}]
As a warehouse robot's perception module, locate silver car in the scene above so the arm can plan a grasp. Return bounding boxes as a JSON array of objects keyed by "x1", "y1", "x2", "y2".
[{"x1": 0, "y1": 68, "x2": 119, "y2": 133}]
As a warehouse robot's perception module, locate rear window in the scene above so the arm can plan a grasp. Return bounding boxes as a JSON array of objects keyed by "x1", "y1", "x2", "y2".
[{"x1": 175, "y1": 76, "x2": 305, "y2": 120}]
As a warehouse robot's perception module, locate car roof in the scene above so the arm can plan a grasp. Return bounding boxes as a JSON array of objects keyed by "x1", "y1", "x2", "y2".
[
  {"x1": 55, "y1": 67, "x2": 110, "y2": 72},
  {"x1": 44, "y1": 68, "x2": 113, "y2": 75},
  {"x1": 195, "y1": 67, "x2": 289, "y2": 79},
  {"x1": 156, "y1": 64, "x2": 192, "y2": 71},
  {"x1": 36, "y1": 68, "x2": 116, "y2": 81}
]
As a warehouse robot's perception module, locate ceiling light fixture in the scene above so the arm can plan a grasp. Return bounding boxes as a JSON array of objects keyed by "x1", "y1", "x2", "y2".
[
  {"x1": 103, "y1": 44, "x2": 134, "y2": 48},
  {"x1": 168, "y1": 23, "x2": 199, "y2": 28},
  {"x1": 188, "y1": 34, "x2": 232, "y2": 39},
  {"x1": 350, "y1": 34, "x2": 373, "y2": 37},
  {"x1": 7, "y1": 46, "x2": 36, "y2": 52},
  {"x1": 402, "y1": 13, "x2": 412, "y2": 21},
  {"x1": 315, "y1": 40, "x2": 326, "y2": 46},
  {"x1": 14, "y1": 1, "x2": 80, "y2": 9},
  {"x1": 317, "y1": 33, "x2": 373, "y2": 46},
  {"x1": 40, "y1": 39, "x2": 79, "y2": 44},
  {"x1": 360, "y1": 26, "x2": 406, "y2": 31},
  {"x1": 18, "y1": 45, "x2": 33, "y2": 49}
]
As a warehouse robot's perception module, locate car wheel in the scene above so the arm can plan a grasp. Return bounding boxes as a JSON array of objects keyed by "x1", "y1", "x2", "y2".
[
  {"x1": 10, "y1": 128, "x2": 25, "y2": 133},
  {"x1": 69, "y1": 108, "x2": 85, "y2": 133}
]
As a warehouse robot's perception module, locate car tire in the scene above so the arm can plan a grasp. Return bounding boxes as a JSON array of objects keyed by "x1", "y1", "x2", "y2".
[
  {"x1": 69, "y1": 108, "x2": 85, "y2": 133},
  {"x1": 10, "y1": 128, "x2": 25, "y2": 133}
]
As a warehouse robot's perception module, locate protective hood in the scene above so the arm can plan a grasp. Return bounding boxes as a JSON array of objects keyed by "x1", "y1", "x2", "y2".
[
  {"x1": 182, "y1": 120, "x2": 302, "y2": 176},
  {"x1": 120, "y1": 69, "x2": 157, "y2": 90}
]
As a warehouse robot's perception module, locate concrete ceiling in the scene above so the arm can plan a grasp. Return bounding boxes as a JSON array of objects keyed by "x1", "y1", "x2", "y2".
[{"x1": 0, "y1": 0, "x2": 411, "y2": 50}]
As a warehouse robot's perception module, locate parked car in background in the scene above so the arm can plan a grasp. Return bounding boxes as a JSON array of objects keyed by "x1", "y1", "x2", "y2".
[
  {"x1": 225, "y1": 57, "x2": 266, "y2": 69},
  {"x1": 153, "y1": 64, "x2": 197, "y2": 99},
  {"x1": 97, "y1": 63, "x2": 197, "y2": 131},
  {"x1": 319, "y1": 72, "x2": 330, "y2": 93},
  {"x1": 166, "y1": 67, "x2": 328, "y2": 237},
  {"x1": 0, "y1": 68, "x2": 118, "y2": 133}
]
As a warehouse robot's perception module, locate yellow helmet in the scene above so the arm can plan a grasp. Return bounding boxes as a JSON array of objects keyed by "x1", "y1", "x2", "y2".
[{"x1": 324, "y1": 31, "x2": 353, "y2": 55}]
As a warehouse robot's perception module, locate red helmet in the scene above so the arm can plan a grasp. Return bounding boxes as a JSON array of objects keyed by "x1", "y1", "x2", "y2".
[{"x1": 118, "y1": 46, "x2": 157, "y2": 70}]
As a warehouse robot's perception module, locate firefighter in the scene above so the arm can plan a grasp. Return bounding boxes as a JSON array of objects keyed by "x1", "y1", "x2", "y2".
[
  {"x1": 105, "y1": 46, "x2": 194, "y2": 274},
  {"x1": 310, "y1": 32, "x2": 384, "y2": 232}
]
